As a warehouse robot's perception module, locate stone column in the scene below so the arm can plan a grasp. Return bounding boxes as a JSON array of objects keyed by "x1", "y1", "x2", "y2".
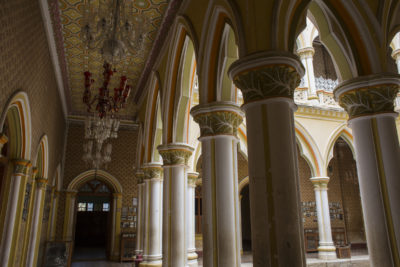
[
  {"x1": 310, "y1": 177, "x2": 336, "y2": 260},
  {"x1": 158, "y1": 143, "x2": 194, "y2": 267},
  {"x1": 111, "y1": 193, "x2": 122, "y2": 260},
  {"x1": 334, "y1": 74, "x2": 400, "y2": 267},
  {"x1": 229, "y1": 52, "x2": 306, "y2": 267},
  {"x1": 27, "y1": 176, "x2": 48, "y2": 267},
  {"x1": 135, "y1": 171, "x2": 145, "y2": 256},
  {"x1": 48, "y1": 190, "x2": 59, "y2": 241},
  {"x1": 297, "y1": 47, "x2": 318, "y2": 101},
  {"x1": 0, "y1": 159, "x2": 30, "y2": 267},
  {"x1": 187, "y1": 172, "x2": 199, "y2": 267},
  {"x1": 191, "y1": 102, "x2": 243, "y2": 267},
  {"x1": 63, "y1": 190, "x2": 77, "y2": 241},
  {"x1": 140, "y1": 164, "x2": 163, "y2": 267}
]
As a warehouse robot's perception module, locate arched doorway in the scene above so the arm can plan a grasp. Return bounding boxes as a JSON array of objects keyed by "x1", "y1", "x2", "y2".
[{"x1": 73, "y1": 179, "x2": 113, "y2": 261}]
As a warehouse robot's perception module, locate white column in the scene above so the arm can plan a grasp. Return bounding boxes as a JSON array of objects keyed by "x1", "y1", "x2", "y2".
[
  {"x1": 298, "y1": 47, "x2": 318, "y2": 102},
  {"x1": 27, "y1": 176, "x2": 48, "y2": 267},
  {"x1": 158, "y1": 143, "x2": 193, "y2": 267},
  {"x1": 0, "y1": 159, "x2": 30, "y2": 267},
  {"x1": 335, "y1": 75, "x2": 400, "y2": 267},
  {"x1": 310, "y1": 177, "x2": 336, "y2": 260},
  {"x1": 135, "y1": 171, "x2": 145, "y2": 256},
  {"x1": 187, "y1": 172, "x2": 199, "y2": 267},
  {"x1": 229, "y1": 52, "x2": 306, "y2": 267},
  {"x1": 191, "y1": 102, "x2": 243, "y2": 267},
  {"x1": 140, "y1": 164, "x2": 163, "y2": 267}
]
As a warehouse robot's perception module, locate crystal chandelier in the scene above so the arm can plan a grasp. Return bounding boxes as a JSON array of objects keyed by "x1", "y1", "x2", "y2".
[{"x1": 81, "y1": 0, "x2": 147, "y2": 64}]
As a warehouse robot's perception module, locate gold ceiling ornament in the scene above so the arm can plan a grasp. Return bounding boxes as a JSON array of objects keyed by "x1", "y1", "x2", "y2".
[{"x1": 81, "y1": 0, "x2": 148, "y2": 64}]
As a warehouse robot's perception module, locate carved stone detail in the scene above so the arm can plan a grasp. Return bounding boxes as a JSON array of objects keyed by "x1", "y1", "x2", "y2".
[
  {"x1": 231, "y1": 65, "x2": 301, "y2": 103},
  {"x1": 13, "y1": 159, "x2": 31, "y2": 176},
  {"x1": 187, "y1": 172, "x2": 199, "y2": 186},
  {"x1": 193, "y1": 111, "x2": 243, "y2": 137},
  {"x1": 338, "y1": 85, "x2": 398, "y2": 119},
  {"x1": 143, "y1": 165, "x2": 163, "y2": 180},
  {"x1": 136, "y1": 170, "x2": 145, "y2": 184},
  {"x1": 158, "y1": 144, "x2": 194, "y2": 166},
  {"x1": 35, "y1": 177, "x2": 48, "y2": 189}
]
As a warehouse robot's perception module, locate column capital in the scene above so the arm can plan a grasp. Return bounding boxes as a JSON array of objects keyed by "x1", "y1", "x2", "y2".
[
  {"x1": 310, "y1": 177, "x2": 330, "y2": 190},
  {"x1": 228, "y1": 51, "x2": 304, "y2": 104},
  {"x1": 297, "y1": 47, "x2": 315, "y2": 59},
  {"x1": 65, "y1": 190, "x2": 78, "y2": 197},
  {"x1": 157, "y1": 143, "x2": 194, "y2": 166},
  {"x1": 12, "y1": 159, "x2": 31, "y2": 176},
  {"x1": 190, "y1": 102, "x2": 243, "y2": 137},
  {"x1": 35, "y1": 177, "x2": 48, "y2": 189},
  {"x1": 334, "y1": 73, "x2": 400, "y2": 119},
  {"x1": 187, "y1": 172, "x2": 199, "y2": 186},
  {"x1": 136, "y1": 170, "x2": 145, "y2": 184},
  {"x1": 143, "y1": 163, "x2": 163, "y2": 180}
]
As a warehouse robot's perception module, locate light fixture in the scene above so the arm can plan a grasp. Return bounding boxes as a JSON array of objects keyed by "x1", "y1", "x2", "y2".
[{"x1": 81, "y1": 0, "x2": 147, "y2": 64}]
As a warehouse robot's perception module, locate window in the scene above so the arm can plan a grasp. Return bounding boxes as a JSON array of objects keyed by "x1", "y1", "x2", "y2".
[
  {"x1": 78, "y1": 202, "x2": 87, "y2": 211},
  {"x1": 103, "y1": 203, "x2": 110, "y2": 211},
  {"x1": 87, "y1": 203, "x2": 94, "y2": 211}
]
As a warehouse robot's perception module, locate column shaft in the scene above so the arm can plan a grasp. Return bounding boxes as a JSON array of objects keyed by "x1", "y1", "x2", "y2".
[
  {"x1": 229, "y1": 52, "x2": 306, "y2": 267},
  {"x1": 187, "y1": 172, "x2": 198, "y2": 267},
  {"x1": 191, "y1": 102, "x2": 243, "y2": 267},
  {"x1": 135, "y1": 178, "x2": 144, "y2": 255},
  {"x1": 311, "y1": 177, "x2": 336, "y2": 260},
  {"x1": 141, "y1": 164, "x2": 163, "y2": 267}
]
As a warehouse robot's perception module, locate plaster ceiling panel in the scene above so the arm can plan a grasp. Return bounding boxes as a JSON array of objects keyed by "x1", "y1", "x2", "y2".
[{"x1": 49, "y1": 0, "x2": 168, "y2": 120}]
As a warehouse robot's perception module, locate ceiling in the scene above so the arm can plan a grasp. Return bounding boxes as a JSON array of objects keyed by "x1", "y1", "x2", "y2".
[{"x1": 48, "y1": 0, "x2": 169, "y2": 120}]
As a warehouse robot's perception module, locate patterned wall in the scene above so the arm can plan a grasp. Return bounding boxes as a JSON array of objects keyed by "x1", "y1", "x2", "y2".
[{"x1": 55, "y1": 122, "x2": 138, "y2": 239}]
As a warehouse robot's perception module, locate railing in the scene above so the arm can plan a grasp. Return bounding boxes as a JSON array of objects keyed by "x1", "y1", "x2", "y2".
[{"x1": 315, "y1": 76, "x2": 338, "y2": 92}]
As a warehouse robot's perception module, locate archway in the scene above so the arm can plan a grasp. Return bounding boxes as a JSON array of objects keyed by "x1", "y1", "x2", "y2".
[
  {"x1": 65, "y1": 170, "x2": 123, "y2": 261},
  {"x1": 73, "y1": 179, "x2": 113, "y2": 261}
]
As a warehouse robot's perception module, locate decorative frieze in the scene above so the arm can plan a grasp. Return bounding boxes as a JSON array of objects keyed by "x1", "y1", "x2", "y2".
[
  {"x1": 13, "y1": 159, "x2": 31, "y2": 176},
  {"x1": 143, "y1": 164, "x2": 163, "y2": 180},
  {"x1": 158, "y1": 144, "x2": 194, "y2": 166},
  {"x1": 310, "y1": 177, "x2": 330, "y2": 190},
  {"x1": 191, "y1": 102, "x2": 243, "y2": 137}
]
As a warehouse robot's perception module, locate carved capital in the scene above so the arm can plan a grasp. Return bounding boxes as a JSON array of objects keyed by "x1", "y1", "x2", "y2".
[
  {"x1": 334, "y1": 74, "x2": 400, "y2": 119},
  {"x1": 310, "y1": 177, "x2": 330, "y2": 190},
  {"x1": 135, "y1": 170, "x2": 145, "y2": 184},
  {"x1": 143, "y1": 164, "x2": 163, "y2": 180},
  {"x1": 158, "y1": 143, "x2": 194, "y2": 166},
  {"x1": 297, "y1": 47, "x2": 315, "y2": 59},
  {"x1": 229, "y1": 52, "x2": 304, "y2": 104},
  {"x1": 13, "y1": 159, "x2": 31, "y2": 176},
  {"x1": 187, "y1": 172, "x2": 199, "y2": 186},
  {"x1": 191, "y1": 102, "x2": 243, "y2": 137},
  {"x1": 35, "y1": 177, "x2": 48, "y2": 189}
]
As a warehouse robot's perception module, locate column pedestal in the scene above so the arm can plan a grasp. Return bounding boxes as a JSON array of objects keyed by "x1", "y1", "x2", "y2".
[
  {"x1": 335, "y1": 74, "x2": 400, "y2": 266},
  {"x1": 158, "y1": 143, "x2": 194, "y2": 267},
  {"x1": 191, "y1": 102, "x2": 243, "y2": 267},
  {"x1": 310, "y1": 177, "x2": 336, "y2": 260},
  {"x1": 187, "y1": 172, "x2": 199, "y2": 267},
  {"x1": 229, "y1": 52, "x2": 306, "y2": 267},
  {"x1": 140, "y1": 164, "x2": 163, "y2": 267}
]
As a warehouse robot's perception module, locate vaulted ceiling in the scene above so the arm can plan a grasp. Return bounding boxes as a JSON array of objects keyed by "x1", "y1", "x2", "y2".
[{"x1": 47, "y1": 0, "x2": 170, "y2": 120}]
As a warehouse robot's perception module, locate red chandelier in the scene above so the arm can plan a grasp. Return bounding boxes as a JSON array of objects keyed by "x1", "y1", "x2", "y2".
[{"x1": 83, "y1": 62, "x2": 131, "y2": 118}]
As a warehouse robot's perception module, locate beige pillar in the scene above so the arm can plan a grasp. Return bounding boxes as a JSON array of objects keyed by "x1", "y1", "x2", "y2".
[
  {"x1": 140, "y1": 164, "x2": 163, "y2": 267},
  {"x1": 135, "y1": 171, "x2": 145, "y2": 256},
  {"x1": 187, "y1": 172, "x2": 199, "y2": 267},
  {"x1": 335, "y1": 74, "x2": 400, "y2": 267},
  {"x1": 0, "y1": 159, "x2": 30, "y2": 267},
  {"x1": 158, "y1": 143, "x2": 194, "y2": 267},
  {"x1": 310, "y1": 177, "x2": 336, "y2": 260},
  {"x1": 191, "y1": 102, "x2": 243, "y2": 267},
  {"x1": 297, "y1": 47, "x2": 318, "y2": 101},
  {"x1": 229, "y1": 51, "x2": 306, "y2": 267}
]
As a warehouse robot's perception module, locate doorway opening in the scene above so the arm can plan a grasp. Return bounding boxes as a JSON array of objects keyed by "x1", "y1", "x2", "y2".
[{"x1": 72, "y1": 179, "x2": 112, "y2": 261}]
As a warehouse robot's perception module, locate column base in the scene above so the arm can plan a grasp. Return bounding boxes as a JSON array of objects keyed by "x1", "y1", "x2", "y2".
[
  {"x1": 318, "y1": 245, "x2": 337, "y2": 260},
  {"x1": 188, "y1": 251, "x2": 198, "y2": 267},
  {"x1": 139, "y1": 261, "x2": 162, "y2": 267}
]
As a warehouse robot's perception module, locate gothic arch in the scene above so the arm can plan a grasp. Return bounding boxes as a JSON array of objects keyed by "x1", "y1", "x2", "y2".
[
  {"x1": 32, "y1": 135, "x2": 49, "y2": 179},
  {"x1": 67, "y1": 169, "x2": 122, "y2": 193},
  {"x1": 324, "y1": 124, "x2": 355, "y2": 171},
  {"x1": 0, "y1": 91, "x2": 32, "y2": 160}
]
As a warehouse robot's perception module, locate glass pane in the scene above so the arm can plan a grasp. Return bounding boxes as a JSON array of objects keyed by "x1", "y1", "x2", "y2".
[
  {"x1": 87, "y1": 203, "x2": 94, "y2": 211},
  {"x1": 103, "y1": 202, "x2": 110, "y2": 211},
  {"x1": 78, "y1": 202, "x2": 87, "y2": 211}
]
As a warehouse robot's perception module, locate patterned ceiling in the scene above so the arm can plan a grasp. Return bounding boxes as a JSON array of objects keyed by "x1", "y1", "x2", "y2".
[{"x1": 49, "y1": 0, "x2": 168, "y2": 119}]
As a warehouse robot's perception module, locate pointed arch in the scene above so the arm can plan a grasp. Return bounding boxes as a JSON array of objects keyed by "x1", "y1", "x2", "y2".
[
  {"x1": 324, "y1": 124, "x2": 355, "y2": 171},
  {"x1": 33, "y1": 135, "x2": 49, "y2": 179},
  {"x1": 0, "y1": 91, "x2": 32, "y2": 160}
]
